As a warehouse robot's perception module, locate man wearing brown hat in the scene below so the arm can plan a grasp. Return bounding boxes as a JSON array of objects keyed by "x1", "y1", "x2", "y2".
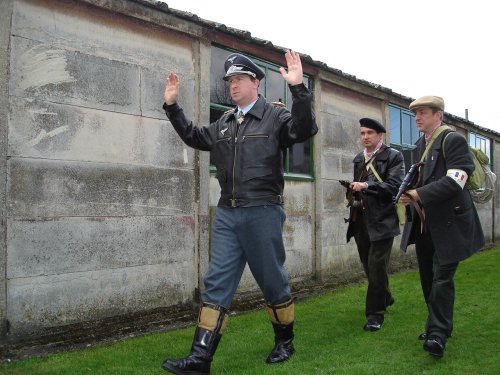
[
  {"x1": 346, "y1": 118, "x2": 404, "y2": 331},
  {"x1": 400, "y1": 96, "x2": 484, "y2": 357},
  {"x1": 160, "y1": 50, "x2": 317, "y2": 374}
]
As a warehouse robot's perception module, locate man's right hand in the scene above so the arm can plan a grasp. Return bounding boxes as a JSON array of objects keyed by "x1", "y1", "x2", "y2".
[
  {"x1": 164, "y1": 73, "x2": 180, "y2": 105},
  {"x1": 398, "y1": 189, "x2": 420, "y2": 205}
]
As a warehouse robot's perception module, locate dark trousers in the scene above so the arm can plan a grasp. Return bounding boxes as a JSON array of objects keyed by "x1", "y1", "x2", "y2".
[
  {"x1": 415, "y1": 229, "x2": 458, "y2": 342},
  {"x1": 415, "y1": 228, "x2": 435, "y2": 303},
  {"x1": 353, "y1": 218, "x2": 393, "y2": 322},
  {"x1": 202, "y1": 205, "x2": 292, "y2": 309}
]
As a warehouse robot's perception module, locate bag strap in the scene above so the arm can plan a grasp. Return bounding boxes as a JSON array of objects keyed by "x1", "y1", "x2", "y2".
[
  {"x1": 420, "y1": 125, "x2": 451, "y2": 162},
  {"x1": 361, "y1": 145, "x2": 387, "y2": 182},
  {"x1": 442, "y1": 130, "x2": 454, "y2": 159},
  {"x1": 368, "y1": 162, "x2": 383, "y2": 183}
]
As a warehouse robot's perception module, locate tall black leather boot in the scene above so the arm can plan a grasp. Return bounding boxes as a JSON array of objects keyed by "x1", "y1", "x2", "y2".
[
  {"x1": 266, "y1": 321, "x2": 295, "y2": 364},
  {"x1": 162, "y1": 303, "x2": 227, "y2": 374},
  {"x1": 265, "y1": 299, "x2": 295, "y2": 364}
]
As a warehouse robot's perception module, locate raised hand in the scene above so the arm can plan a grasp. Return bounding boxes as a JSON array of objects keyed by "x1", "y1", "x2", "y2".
[
  {"x1": 164, "y1": 73, "x2": 180, "y2": 105},
  {"x1": 279, "y1": 50, "x2": 303, "y2": 86}
]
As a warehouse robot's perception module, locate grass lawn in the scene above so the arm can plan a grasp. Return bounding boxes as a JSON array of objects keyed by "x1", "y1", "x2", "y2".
[{"x1": 2, "y1": 247, "x2": 499, "y2": 374}]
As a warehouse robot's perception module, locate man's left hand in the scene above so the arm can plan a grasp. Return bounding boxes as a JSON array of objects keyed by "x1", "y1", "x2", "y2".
[{"x1": 279, "y1": 50, "x2": 303, "y2": 86}]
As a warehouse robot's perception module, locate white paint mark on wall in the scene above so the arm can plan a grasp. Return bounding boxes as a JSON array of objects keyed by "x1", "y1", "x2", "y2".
[
  {"x1": 22, "y1": 126, "x2": 70, "y2": 148},
  {"x1": 183, "y1": 148, "x2": 188, "y2": 164},
  {"x1": 18, "y1": 45, "x2": 76, "y2": 91},
  {"x1": 29, "y1": 107, "x2": 58, "y2": 120}
]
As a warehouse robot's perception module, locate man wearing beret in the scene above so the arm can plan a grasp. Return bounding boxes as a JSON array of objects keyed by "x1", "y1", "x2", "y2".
[
  {"x1": 399, "y1": 96, "x2": 484, "y2": 357},
  {"x1": 346, "y1": 118, "x2": 404, "y2": 332},
  {"x1": 161, "y1": 50, "x2": 317, "y2": 374}
]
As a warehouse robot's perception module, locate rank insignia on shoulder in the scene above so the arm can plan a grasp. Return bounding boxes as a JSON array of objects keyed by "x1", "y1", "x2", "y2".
[
  {"x1": 223, "y1": 108, "x2": 236, "y2": 115},
  {"x1": 271, "y1": 101, "x2": 285, "y2": 107}
]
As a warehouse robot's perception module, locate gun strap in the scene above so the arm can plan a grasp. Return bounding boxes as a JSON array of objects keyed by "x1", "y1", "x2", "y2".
[{"x1": 405, "y1": 193, "x2": 426, "y2": 233}]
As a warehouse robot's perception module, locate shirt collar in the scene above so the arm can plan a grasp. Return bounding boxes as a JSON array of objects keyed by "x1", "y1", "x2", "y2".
[{"x1": 238, "y1": 99, "x2": 258, "y2": 115}]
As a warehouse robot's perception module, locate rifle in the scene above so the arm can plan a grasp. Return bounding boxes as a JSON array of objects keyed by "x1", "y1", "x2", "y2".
[
  {"x1": 336, "y1": 179, "x2": 377, "y2": 209},
  {"x1": 393, "y1": 162, "x2": 424, "y2": 204}
]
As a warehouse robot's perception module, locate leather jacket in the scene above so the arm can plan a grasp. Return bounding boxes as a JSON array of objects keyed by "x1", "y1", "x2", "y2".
[
  {"x1": 346, "y1": 145, "x2": 404, "y2": 242},
  {"x1": 163, "y1": 83, "x2": 318, "y2": 207}
]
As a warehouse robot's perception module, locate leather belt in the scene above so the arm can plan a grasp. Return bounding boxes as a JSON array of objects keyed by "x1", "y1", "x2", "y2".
[{"x1": 218, "y1": 195, "x2": 283, "y2": 208}]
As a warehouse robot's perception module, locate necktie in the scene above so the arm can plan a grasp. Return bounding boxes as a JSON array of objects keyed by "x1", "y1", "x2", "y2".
[{"x1": 237, "y1": 111, "x2": 244, "y2": 124}]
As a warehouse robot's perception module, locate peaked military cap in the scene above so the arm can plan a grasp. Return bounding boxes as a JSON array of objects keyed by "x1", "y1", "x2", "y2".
[
  {"x1": 359, "y1": 118, "x2": 386, "y2": 133},
  {"x1": 223, "y1": 53, "x2": 265, "y2": 81},
  {"x1": 409, "y1": 95, "x2": 445, "y2": 112}
]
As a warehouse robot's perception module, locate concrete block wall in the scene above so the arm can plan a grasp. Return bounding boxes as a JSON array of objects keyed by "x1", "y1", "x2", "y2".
[
  {"x1": 494, "y1": 141, "x2": 500, "y2": 243},
  {"x1": 4, "y1": 0, "x2": 203, "y2": 335}
]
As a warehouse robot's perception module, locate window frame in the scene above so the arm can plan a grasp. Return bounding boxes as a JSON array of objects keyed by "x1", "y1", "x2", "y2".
[
  {"x1": 469, "y1": 131, "x2": 494, "y2": 170},
  {"x1": 209, "y1": 44, "x2": 315, "y2": 181},
  {"x1": 389, "y1": 104, "x2": 421, "y2": 170}
]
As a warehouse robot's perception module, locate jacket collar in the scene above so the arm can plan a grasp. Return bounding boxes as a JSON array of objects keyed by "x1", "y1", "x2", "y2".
[{"x1": 224, "y1": 95, "x2": 266, "y2": 123}]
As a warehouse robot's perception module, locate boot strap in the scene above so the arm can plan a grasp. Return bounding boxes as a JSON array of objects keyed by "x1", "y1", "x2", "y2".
[
  {"x1": 266, "y1": 299, "x2": 295, "y2": 325},
  {"x1": 198, "y1": 302, "x2": 229, "y2": 334}
]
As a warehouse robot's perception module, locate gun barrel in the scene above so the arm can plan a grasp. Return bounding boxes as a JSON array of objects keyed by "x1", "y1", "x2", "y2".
[{"x1": 393, "y1": 162, "x2": 423, "y2": 204}]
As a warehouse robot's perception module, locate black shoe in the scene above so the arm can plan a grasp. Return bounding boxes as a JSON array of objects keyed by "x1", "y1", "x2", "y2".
[
  {"x1": 266, "y1": 322, "x2": 295, "y2": 364},
  {"x1": 423, "y1": 335, "x2": 445, "y2": 357},
  {"x1": 162, "y1": 358, "x2": 210, "y2": 374},
  {"x1": 363, "y1": 320, "x2": 382, "y2": 331},
  {"x1": 162, "y1": 326, "x2": 221, "y2": 374},
  {"x1": 266, "y1": 338, "x2": 295, "y2": 364},
  {"x1": 419, "y1": 332, "x2": 452, "y2": 340},
  {"x1": 418, "y1": 332, "x2": 427, "y2": 340}
]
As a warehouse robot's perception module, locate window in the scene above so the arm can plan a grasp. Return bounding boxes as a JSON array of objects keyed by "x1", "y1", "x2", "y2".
[
  {"x1": 210, "y1": 45, "x2": 314, "y2": 178},
  {"x1": 469, "y1": 131, "x2": 493, "y2": 168},
  {"x1": 389, "y1": 105, "x2": 420, "y2": 171}
]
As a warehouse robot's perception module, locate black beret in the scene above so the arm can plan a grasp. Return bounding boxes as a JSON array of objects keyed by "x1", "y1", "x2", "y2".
[
  {"x1": 359, "y1": 118, "x2": 386, "y2": 133},
  {"x1": 223, "y1": 53, "x2": 265, "y2": 81}
]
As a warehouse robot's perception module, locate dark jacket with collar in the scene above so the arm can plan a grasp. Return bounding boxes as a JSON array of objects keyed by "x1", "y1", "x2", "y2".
[
  {"x1": 163, "y1": 83, "x2": 317, "y2": 207},
  {"x1": 346, "y1": 145, "x2": 404, "y2": 242},
  {"x1": 400, "y1": 126, "x2": 484, "y2": 264}
]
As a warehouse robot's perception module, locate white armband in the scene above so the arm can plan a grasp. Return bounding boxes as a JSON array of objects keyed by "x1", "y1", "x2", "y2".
[{"x1": 446, "y1": 169, "x2": 468, "y2": 189}]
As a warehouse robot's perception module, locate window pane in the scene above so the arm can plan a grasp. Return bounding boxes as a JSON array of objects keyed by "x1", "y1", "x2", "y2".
[
  {"x1": 266, "y1": 68, "x2": 286, "y2": 103},
  {"x1": 210, "y1": 48, "x2": 232, "y2": 106},
  {"x1": 289, "y1": 140, "x2": 311, "y2": 174},
  {"x1": 402, "y1": 113, "x2": 412, "y2": 145},
  {"x1": 411, "y1": 116, "x2": 419, "y2": 144},
  {"x1": 469, "y1": 132, "x2": 476, "y2": 148},
  {"x1": 389, "y1": 106, "x2": 401, "y2": 144}
]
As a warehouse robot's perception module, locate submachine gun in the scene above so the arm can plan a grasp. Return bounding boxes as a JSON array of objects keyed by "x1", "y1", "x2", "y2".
[
  {"x1": 393, "y1": 162, "x2": 424, "y2": 204},
  {"x1": 338, "y1": 179, "x2": 378, "y2": 224},
  {"x1": 393, "y1": 162, "x2": 426, "y2": 231}
]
